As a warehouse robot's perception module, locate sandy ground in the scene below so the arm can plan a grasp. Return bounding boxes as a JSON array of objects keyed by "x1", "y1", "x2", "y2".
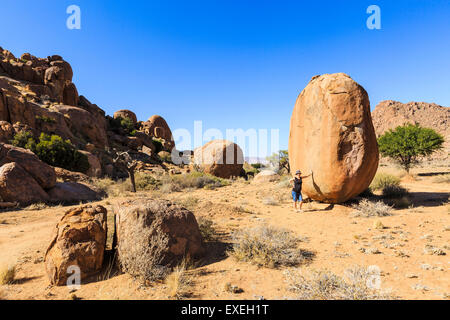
[{"x1": 0, "y1": 165, "x2": 449, "y2": 300}]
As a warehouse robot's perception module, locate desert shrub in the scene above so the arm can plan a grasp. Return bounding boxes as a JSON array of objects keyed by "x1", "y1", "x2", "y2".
[
  {"x1": 0, "y1": 264, "x2": 16, "y2": 285},
  {"x1": 197, "y1": 217, "x2": 217, "y2": 242},
  {"x1": 179, "y1": 196, "x2": 199, "y2": 210},
  {"x1": 276, "y1": 175, "x2": 291, "y2": 189},
  {"x1": 285, "y1": 266, "x2": 393, "y2": 300},
  {"x1": 135, "y1": 172, "x2": 161, "y2": 191},
  {"x1": 35, "y1": 115, "x2": 56, "y2": 123},
  {"x1": 251, "y1": 163, "x2": 262, "y2": 169},
  {"x1": 378, "y1": 124, "x2": 444, "y2": 172},
  {"x1": 34, "y1": 133, "x2": 89, "y2": 173},
  {"x1": 351, "y1": 199, "x2": 392, "y2": 217},
  {"x1": 229, "y1": 225, "x2": 313, "y2": 268},
  {"x1": 10, "y1": 131, "x2": 36, "y2": 150},
  {"x1": 116, "y1": 213, "x2": 170, "y2": 283},
  {"x1": 389, "y1": 196, "x2": 412, "y2": 209},
  {"x1": 160, "y1": 172, "x2": 229, "y2": 191},
  {"x1": 12, "y1": 132, "x2": 89, "y2": 173},
  {"x1": 382, "y1": 185, "x2": 409, "y2": 198},
  {"x1": 91, "y1": 177, "x2": 131, "y2": 197},
  {"x1": 107, "y1": 116, "x2": 136, "y2": 136},
  {"x1": 370, "y1": 173, "x2": 401, "y2": 191}
]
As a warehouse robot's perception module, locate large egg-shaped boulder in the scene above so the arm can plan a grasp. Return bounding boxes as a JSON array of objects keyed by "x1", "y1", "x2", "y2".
[{"x1": 288, "y1": 73, "x2": 379, "y2": 203}]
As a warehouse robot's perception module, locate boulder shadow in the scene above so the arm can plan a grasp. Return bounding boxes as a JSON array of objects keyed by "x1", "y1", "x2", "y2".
[
  {"x1": 417, "y1": 171, "x2": 450, "y2": 177},
  {"x1": 407, "y1": 191, "x2": 449, "y2": 208},
  {"x1": 197, "y1": 241, "x2": 232, "y2": 267}
]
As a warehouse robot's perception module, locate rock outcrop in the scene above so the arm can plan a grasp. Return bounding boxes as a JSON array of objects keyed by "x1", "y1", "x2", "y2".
[
  {"x1": 0, "y1": 144, "x2": 56, "y2": 189},
  {"x1": 115, "y1": 199, "x2": 205, "y2": 273},
  {"x1": 372, "y1": 100, "x2": 450, "y2": 161},
  {"x1": 0, "y1": 144, "x2": 56, "y2": 204},
  {"x1": 47, "y1": 182, "x2": 102, "y2": 203},
  {"x1": 44, "y1": 205, "x2": 107, "y2": 286},
  {"x1": 288, "y1": 73, "x2": 379, "y2": 203},
  {"x1": 193, "y1": 140, "x2": 244, "y2": 179},
  {"x1": 114, "y1": 109, "x2": 137, "y2": 124},
  {"x1": 0, "y1": 162, "x2": 49, "y2": 204},
  {"x1": 141, "y1": 115, "x2": 175, "y2": 151},
  {"x1": 0, "y1": 47, "x2": 178, "y2": 201}
]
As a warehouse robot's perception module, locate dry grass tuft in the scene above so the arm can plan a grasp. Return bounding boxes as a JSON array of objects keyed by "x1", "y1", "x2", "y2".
[
  {"x1": 115, "y1": 207, "x2": 170, "y2": 283},
  {"x1": 92, "y1": 177, "x2": 131, "y2": 197},
  {"x1": 229, "y1": 225, "x2": 313, "y2": 268},
  {"x1": 24, "y1": 202, "x2": 48, "y2": 211},
  {"x1": 165, "y1": 259, "x2": 193, "y2": 300},
  {"x1": 0, "y1": 264, "x2": 16, "y2": 285},
  {"x1": 351, "y1": 200, "x2": 393, "y2": 217},
  {"x1": 285, "y1": 266, "x2": 394, "y2": 300}
]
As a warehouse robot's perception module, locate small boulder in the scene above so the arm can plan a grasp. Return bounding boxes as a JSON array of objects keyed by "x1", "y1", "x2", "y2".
[
  {"x1": 253, "y1": 170, "x2": 280, "y2": 183},
  {"x1": 0, "y1": 162, "x2": 49, "y2": 204},
  {"x1": 0, "y1": 143, "x2": 56, "y2": 189},
  {"x1": 79, "y1": 150, "x2": 102, "y2": 177},
  {"x1": 44, "y1": 205, "x2": 107, "y2": 286},
  {"x1": 193, "y1": 140, "x2": 244, "y2": 179},
  {"x1": 47, "y1": 182, "x2": 102, "y2": 203},
  {"x1": 115, "y1": 199, "x2": 205, "y2": 279},
  {"x1": 54, "y1": 167, "x2": 90, "y2": 183}
]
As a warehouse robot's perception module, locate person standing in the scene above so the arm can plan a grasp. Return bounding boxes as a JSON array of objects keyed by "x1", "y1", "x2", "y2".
[{"x1": 290, "y1": 170, "x2": 313, "y2": 213}]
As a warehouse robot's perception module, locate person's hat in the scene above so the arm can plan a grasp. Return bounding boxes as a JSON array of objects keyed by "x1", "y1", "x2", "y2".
[{"x1": 295, "y1": 170, "x2": 301, "y2": 175}]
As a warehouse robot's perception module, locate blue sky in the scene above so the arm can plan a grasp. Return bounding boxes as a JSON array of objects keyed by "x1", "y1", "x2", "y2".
[{"x1": 0, "y1": 0, "x2": 449, "y2": 156}]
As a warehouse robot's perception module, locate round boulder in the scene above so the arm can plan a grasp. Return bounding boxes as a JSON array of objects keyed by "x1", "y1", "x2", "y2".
[
  {"x1": 0, "y1": 162, "x2": 49, "y2": 204},
  {"x1": 194, "y1": 140, "x2": 244, "y2": 179},
  {"x1": 115, "y1": 199, "x2": 205, "y2": 281},
  {"x1": 253, "y1": 170, "x2": 280, "y2": 183},
  {"x1": 288, "y1": 73, "x2": 379, "y2": 203},
  {"x1": 44, "y1": 205, "x2": 107, "y2": 286},
  {"x1": 114, "y1": 109, "x2": 137, "y2": 124}
]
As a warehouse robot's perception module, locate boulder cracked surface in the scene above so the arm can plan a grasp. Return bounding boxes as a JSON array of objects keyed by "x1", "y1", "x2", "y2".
[{"x1": 44, "y1": 205, "x2": 107, "y2": 286}]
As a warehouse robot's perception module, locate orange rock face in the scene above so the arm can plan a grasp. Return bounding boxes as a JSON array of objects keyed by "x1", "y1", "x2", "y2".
[
  {"x1": 44, "y1": 205, "x2": 107, "y2": 286},
  {"x1": 288, "y1": 73, "x2": 379, "y2": 203}
]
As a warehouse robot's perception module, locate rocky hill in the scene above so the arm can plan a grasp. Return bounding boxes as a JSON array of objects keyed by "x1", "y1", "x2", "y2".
[
  {"x1": 372, "y1": 100, "x2": 450, "y2": 161},
  {"x1": 0, "y1": 47, "x2": 176, "y2": 179}
]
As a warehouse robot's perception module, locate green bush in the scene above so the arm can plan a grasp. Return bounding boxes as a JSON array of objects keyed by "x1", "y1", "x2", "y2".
[
  {"x1": 370, "y1": 173, "x2": 401, "y2": 191},
  {"x1": 251, "y1": 163, "x2": 262, "y2": 169},
  {"x1": 378, "y1": 124, "x2": 444, "y2": 172},
  {"x1": 107, "y1": 116, "x2": 136, "y2": 136},
  {"x1": 10, "y1": 131, "x2": 36, "y2": 150},
  {"x1": 35, "y1": 115, "x2": 56, "y2": 123},
  {"x1": 12, "y1": 132, "x2": 89, "y2": 173},
  {"x1": 34, "y1": 134, "x2": 90, "y2": 173}
]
